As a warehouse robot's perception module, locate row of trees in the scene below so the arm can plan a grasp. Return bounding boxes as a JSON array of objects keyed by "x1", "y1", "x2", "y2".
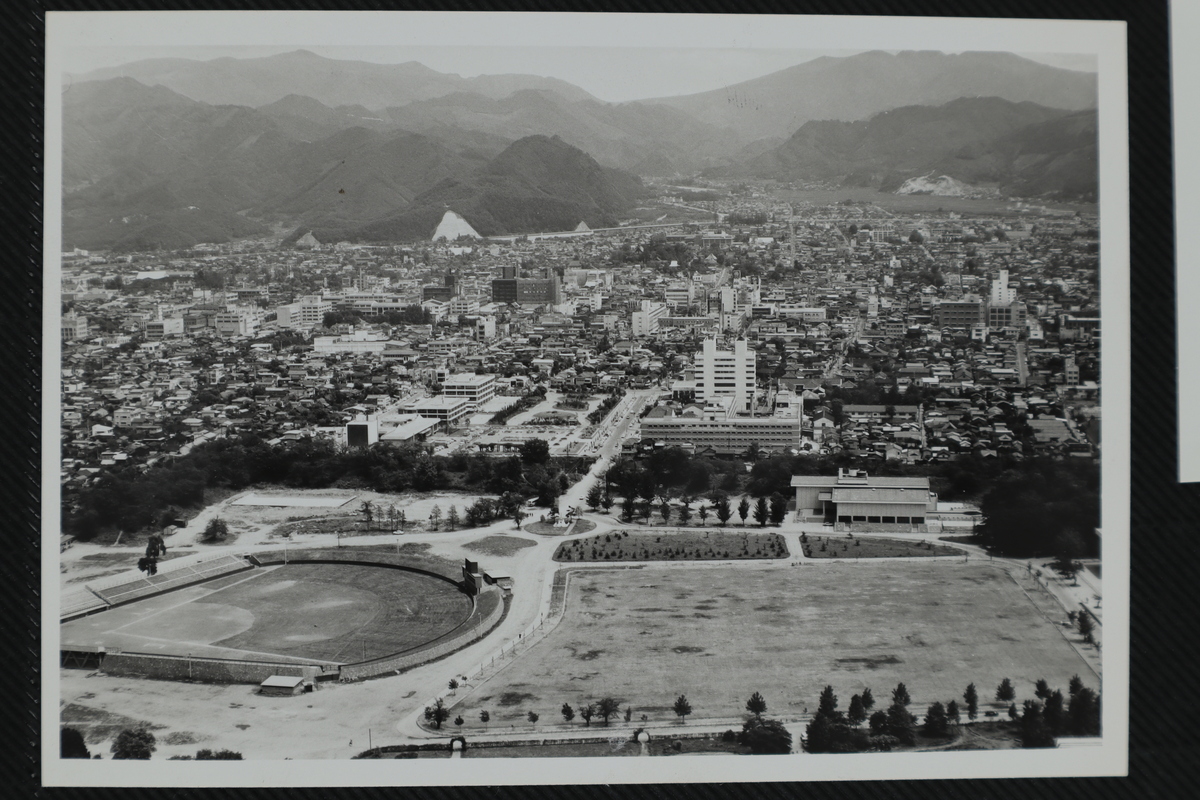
[
  {"x1": 804, "y1": 677, "x2": 1100, "y2": 753},
  {"x1": 62, "y1": 727, "x2": 242, "y2": 760},
  {"x1": 585, "y1": 391, "x2": 625, "y2": 425},
  {"x1": 360, "y1": 494, "x2": 530, "y2": 533},
  {"x1": 589, "y1": 486, "x2": 789, "y2": 529}
]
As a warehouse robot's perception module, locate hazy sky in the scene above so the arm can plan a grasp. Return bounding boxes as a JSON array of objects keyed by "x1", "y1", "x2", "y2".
[{"x1": 62, "y1": 45, "x2": 1098, "y2": 104}]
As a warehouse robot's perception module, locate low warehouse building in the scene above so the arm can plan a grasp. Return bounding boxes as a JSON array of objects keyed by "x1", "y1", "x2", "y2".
[{"x1": 259, "y1": 675, "x2": 307, "y2": 696}]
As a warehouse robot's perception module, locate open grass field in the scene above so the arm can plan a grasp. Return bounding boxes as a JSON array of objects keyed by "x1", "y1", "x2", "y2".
[
  {"x1": 449, "y1": 562, "x2": 1095, "y2": 731},
  {"x1": 61, "y1": 563, "x2": 472, "y2": 664},
  {"x1": 554, "y1": 531, "x2": 787, "y2": 562},
  {"x1": 801, "y1": 536, "x2": 962, "y2": 559}
]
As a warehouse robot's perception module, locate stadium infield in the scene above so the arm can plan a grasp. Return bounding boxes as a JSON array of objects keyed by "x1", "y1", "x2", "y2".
[
  {"x1": 451, "y1": 561, "x2": 1098, "y2": 729},
  {"x1": 61, "y1": 562, "x2": 473, "y2": 665}
]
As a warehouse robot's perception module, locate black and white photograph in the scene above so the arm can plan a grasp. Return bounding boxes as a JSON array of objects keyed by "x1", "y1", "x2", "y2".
[{"x1": 41, "y1": 10, "x2": 1131, "y2": 786}]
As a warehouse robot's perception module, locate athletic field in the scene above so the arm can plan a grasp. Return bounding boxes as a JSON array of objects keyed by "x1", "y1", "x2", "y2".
[
  {"x1": 453, "y1": 562, "x2": 1096, "y2": 728},
  {"x1": 231, "y1": 493, "x2": 356, "y2": 507},
  {"x1": 60, "y1": 563, "x2": 472, "y2": 664}
]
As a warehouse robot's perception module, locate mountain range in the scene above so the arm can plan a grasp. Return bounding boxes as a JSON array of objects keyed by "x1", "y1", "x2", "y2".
[
  {"x1": 62, "y1": 50, "x2": 1100, "y2": 249},
  {"x1": 734, "y1": 97, "x2": 1098, "y2": 200}
]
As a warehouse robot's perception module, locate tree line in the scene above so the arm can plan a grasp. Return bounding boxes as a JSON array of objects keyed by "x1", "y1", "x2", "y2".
[
  {"x1": 65, "y1": 434, "x2": 592, "y2": 540},
  {"x1": 803, "y1": 676, "x2": 1100, "y2": 753}
]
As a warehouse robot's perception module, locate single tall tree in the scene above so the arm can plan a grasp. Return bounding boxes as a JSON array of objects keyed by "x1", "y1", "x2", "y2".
[
  {"x1": 964, "y1": 683, "x2": 979, "y2": 720},
  {"x1": 885, "y1": 702, "x2": 916, "y2": 745},
  {"x1": 716, "y1": 497, "x2": 733, "y2": 527},
  {"x1": 61, "y1": 728, "x2": 90, "y2": 759},
  {"x1": 1078, "y1": 613, "x2": 1096, "y2": 643},
  {"x1": 1019, "y1": 700, "x2": 1056, "y2": 748},
  {"x1": 848, "y1": 694, "x2": 866, "y2": 726},
  {"x1": 673, "y1": 694, "x2": 693, "y2": 723},
  {"x1": 202, "y1": 517, "x2": 229, "y2": 542},
  {"x1": 480, "y1": 710, "x2": 490, "y2": 730},
  {"x1": 621, "y1": 498, "x2": 636, "y2": 523},
  {"x1": 923, "y1": 701, "x2": 950, "y2": 737},
  {"x1": 753, "y1": 496, "x2": 770, "y2": 527},
  {"x1": 586, "y1": 485, "x2": 603, "y2": 512},
  {"x1": 677, "y1": 499, "x2": 693, "y2": 526},
  {"x1": 1066, "y1": 688, "x2": 1101, "y2": 735},
  {"x1": 446, "y1": 505, "x2": 460, "y2": 530},
  {"x1": 769, "y1": 492, "x2": 788, "y2": 525},
  {"x1": 946, "y1": 699, "x2": 961, "y2": 726},
  {"x1": 892, "y1": 682, "x2": 911, "y2": 707},
  {"x1": 996, "y1": 678, "x2": 1016, "y2": 702},
  {"x1": 429, "y1": 504, "x2": 442, "y2": 531},
  {"x1": 1068, "y1": 675, "x2": 1084, "y2": 697},
  {"x1": 861, "y1": 687, "x2": 876, "y2": 712},
  {"x1": 561, "y1": 702, "x2": 575, "y2": 723},
  {"x1": 1034, "y1": 679, "x2": 1052, "y2": 701},
  {"x1": 1044, "y1": 690, "x2": 1066, "y2": 735},
  {"x1": 746, "y1": 691, "x2": 767, "y2": 718},
  {"x1": 738, "y1": 497, "x2": 751, "y2": 526},
  {"x1": 818, "y1": 685, "x2": 840, "y2": 719},
  {"x1": 698, "y1": 504, "x2": 710, "y2": 527},
  {"x1": 430, "y1": 698, "x2": 450, "y2": 729},
  {"x1": 597, "y1": 697, "x2": 621, "y2": 725},
  {"x1": 579, "y1": 703, "x2": 596, "y2": 727},
  {"x1": 659, "y1": 499, "x2": 673, "y2": 525},
  {"x1": 111, "y1": 728, "x2": 156, "y2": 760}
]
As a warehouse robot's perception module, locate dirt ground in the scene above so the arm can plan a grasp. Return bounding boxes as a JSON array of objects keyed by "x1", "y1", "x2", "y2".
[
  {"x1": 448, "y1": 561, "x2": 1098, "y2": 732},
  {"x1": 60, "y1": 562, "x2": 473, "y2": 663}
]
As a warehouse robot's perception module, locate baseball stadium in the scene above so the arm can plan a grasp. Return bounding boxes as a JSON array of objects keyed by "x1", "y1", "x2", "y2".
[{"x1": 59, "y1": 548, "x2": 507, "y2": 684}]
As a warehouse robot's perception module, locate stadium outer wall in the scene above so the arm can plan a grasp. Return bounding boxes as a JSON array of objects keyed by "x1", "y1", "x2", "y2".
[{"x1": 70, "y1": 548, "x2": 509, "y2": 685}]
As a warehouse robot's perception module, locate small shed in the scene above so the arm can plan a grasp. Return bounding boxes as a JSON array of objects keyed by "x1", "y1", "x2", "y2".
[{"x1": 259, "y1": 675, "x2": 306, "y2": 696}]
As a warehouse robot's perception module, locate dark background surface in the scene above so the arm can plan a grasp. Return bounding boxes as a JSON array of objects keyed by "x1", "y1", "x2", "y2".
[{"x1": 4, "y1": 0, "x2": 1194, "y2": 798}]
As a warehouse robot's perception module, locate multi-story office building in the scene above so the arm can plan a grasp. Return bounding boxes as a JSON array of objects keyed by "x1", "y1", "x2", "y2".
[
  {"x1": 932, "y1": 295, "x2": 985, "y2": 330},
  {"x1": 440, "y1": 373, "x2": 498, "y2": 408},
  {"x1": 491, "y1": 266, "x2": 562, "y2": 305},
  {"x1": 697, "y1": 337, "x2": 756, "y2": 414},
  {"x1": 61, "y1": 313, "x2": 89, "y2": 342},
  {"x1": 639, "y1": 396, "x2": 802, "y2": 455},
  {"x1": 631, "y1": 300, "x2": 669, "y2": 337}
]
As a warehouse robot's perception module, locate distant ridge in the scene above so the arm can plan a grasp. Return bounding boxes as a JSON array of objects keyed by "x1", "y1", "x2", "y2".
[
  {"x1": 728, "y1": 97, "x2": 1097, "y2": 201},
  {"x1": 641, "y1": 50, "x2": 1098, "y2": 141},
  {"x1": 70, "y1": 49, "x2": 601, "y2": 109}
]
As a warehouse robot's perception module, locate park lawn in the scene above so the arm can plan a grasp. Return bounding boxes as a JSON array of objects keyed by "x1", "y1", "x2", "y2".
[
  {"x1": 554, "y1": 531, "x2": 788, "y2": 562},
  {"x1": 802, "y1": 536, "x2": 962, "y2": 559},
  {"x1": 465, "y1": 535, "x2": 539, "y2": 558},
  {"x1": 449, "y1": 562, "x2": 1095, "y2": 732}
]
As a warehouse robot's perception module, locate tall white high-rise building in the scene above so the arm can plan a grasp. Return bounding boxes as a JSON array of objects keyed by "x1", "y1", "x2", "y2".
[
  {"x1": 698, "y1": 337, "x2": 757, "y2": 414},
  {"x1": 990, "y1": 269, "x2": 1016, "y2": 305},
  {"x1": 631, "y1": 299, "x2": 668, "y2": 337}
]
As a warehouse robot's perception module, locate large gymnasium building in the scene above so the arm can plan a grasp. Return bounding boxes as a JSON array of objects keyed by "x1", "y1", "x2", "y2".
[{"x1": 791, "y1": 469, "x2": 938, "y2": 528}]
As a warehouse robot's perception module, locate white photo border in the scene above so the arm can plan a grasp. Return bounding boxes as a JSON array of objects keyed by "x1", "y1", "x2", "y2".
[{"x1": 42, "y1": 9, "x2": 1130, "y2": 787}]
